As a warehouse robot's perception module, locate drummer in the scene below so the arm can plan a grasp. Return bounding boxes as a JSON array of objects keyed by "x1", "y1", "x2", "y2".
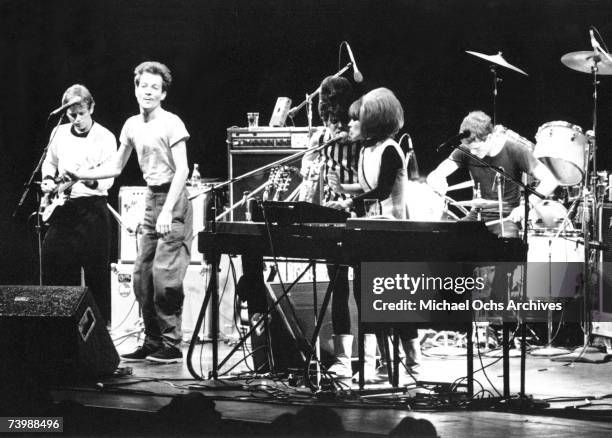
[{"x1": 427, "y1": 110, "x2": 559, "y2": 237}]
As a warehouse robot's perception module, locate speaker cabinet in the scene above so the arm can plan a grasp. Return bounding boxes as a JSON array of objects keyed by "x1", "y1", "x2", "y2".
[
  {"x1": 118, "y1": 186, "x2": 208, "y2": 263},
  {"x1": 111, "y1": 259, "x2": 238, "y2": 340},
  {"x1": 0, "y1": 285, "x2": 119, "y2": 382}
]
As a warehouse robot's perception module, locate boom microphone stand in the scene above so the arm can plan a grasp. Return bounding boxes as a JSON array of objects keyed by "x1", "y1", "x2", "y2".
[
  {"x1": 444, "y1": 141, "x2": 544, "y2": 402},
  {"x1": 286, "y1": 63, "x2": 353, "y2": 125},
  {"x1": 186, "y1": 133, "x2": 348, "y2": 381},
  {"x1": 13, "y1": 113, "x2": 65, "y2": 285}
]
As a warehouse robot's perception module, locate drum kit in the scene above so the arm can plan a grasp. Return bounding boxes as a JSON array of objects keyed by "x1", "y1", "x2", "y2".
[
  {"x1": 428, "y1": 43, "x2": 612, "y2": 246},
  {"x1": 444, "y1": 39, "x2": 612, "y2": 357}
]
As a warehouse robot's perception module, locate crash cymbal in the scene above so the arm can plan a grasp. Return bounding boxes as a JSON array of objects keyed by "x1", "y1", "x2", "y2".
[
  {"x1": 466, "y1": 51, "x2": 528, "y2": 76},
  {"x1": 560, "y1": 51, "x2": 612, "y2": 75},
  {"x1": 456, "y1": 198, "x2": 508, "y2": 208}
]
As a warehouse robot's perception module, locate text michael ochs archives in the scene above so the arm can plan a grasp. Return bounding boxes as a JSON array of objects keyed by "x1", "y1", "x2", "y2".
[{"x1": 360, "y1": 262, "x2": 585, "y2": 324}]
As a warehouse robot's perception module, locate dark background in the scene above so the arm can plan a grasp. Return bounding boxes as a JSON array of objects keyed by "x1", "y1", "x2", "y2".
[{"x1": 1, "y1": 0, "x2": 612, "y2": 284}]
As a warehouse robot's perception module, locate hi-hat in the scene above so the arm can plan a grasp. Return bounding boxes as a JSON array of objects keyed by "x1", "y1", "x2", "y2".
[
  {"x1": 560, "y1": 51, "x2": 612, "y2": 75},
  {"x1": 466, "y1": 51, "x2": 528, "y2": 76},
  {"x1": 456, "y1": 198, "x2": 508, "y2": 208}
]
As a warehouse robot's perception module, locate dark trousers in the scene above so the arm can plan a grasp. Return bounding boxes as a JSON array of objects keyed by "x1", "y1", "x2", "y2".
[
  {"x1": 42, "y1": 196, "x2": 111, "y2": 324},
  {"x1": 328, "y1": 264, "x2": 353, "y2": 335}
]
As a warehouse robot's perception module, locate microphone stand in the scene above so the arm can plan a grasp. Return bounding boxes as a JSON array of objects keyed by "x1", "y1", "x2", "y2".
[
  {"x1": 186, "y1": 133, "x2": 347, "y2": 381},
  {"x1": 445, "y1": 142, "x2": 544, "y2": 404},
  {"x1": 286, "y1": 63, "x2": 353, "y2": 124},
  {"x1": 12, "y1": 114, "x2": 65, "y2": 285}
]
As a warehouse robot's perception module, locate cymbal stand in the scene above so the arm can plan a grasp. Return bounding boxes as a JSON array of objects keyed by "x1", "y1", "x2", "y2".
[
  {"x1": 555, "y1": 59, "x2": 603, "y2": 360},
  {"x1": 579, "y1": 60, "x2": 601, "y2": 351},
  {"x1": 490, "y1": 65, "x2": 502, "y2": 126}
]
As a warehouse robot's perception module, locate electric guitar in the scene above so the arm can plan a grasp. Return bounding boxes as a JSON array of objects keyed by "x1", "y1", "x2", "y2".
[
  {"x1": 40, "y1": 177, "x2": 78, "y2": 223},
  {"x1": 263, "y1": 166, "x2": 295, "y2": 201},
  {"x1": 298, "y1": 155, "x2": 325, "y2": 203}
]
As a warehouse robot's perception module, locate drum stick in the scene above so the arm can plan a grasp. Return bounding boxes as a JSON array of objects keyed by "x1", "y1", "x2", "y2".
[
  {"x1": 485, "y1": 217, "x2": 513, "y2": 226},
  {"x1": 446, "y1": 180, "x2": 474, "y2": 192}
]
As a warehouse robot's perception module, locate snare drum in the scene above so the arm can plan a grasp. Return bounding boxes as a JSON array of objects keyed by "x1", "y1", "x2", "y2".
[
  {"x1": 406, "y1": 181, "x2": 445, "y2": 220},
  {"x1": 534, "y1": 121, "x2": 587, "y2": 186},
  {"x1": 529, "y1": 199, "x2": 574, "y2": 230}
]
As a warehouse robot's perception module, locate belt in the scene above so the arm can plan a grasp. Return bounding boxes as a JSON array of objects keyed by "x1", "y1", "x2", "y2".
[{"x1": 148, "y1": 183, "x2": 171, "y2": 193}]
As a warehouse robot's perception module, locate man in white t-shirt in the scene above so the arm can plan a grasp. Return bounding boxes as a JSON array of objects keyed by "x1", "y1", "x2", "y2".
[
  {"x1": 67, "y1": 62, "x2": 192, "y2": 363},
  {"x1": 41, "y1": 84, "x2": 117, "y2": 324}
]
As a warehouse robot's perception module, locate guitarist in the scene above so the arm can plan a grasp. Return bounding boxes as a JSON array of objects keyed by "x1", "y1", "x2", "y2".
[{"x1": 40, "y1": 84, "x2": 117, "y2": 325}]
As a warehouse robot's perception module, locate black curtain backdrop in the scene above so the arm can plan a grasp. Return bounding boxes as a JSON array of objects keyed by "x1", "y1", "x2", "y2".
[{"x1": 2, "y1": 0, "x2": 612, "y2": 284}]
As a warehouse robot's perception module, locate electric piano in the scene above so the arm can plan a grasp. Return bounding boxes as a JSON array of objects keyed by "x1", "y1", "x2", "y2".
[
  {"x1": 196, "y1": 217, "x2": 527, "y2": 393},
  {"x1": 198, "y1": 219, "x2": 526, "y2": 263}
]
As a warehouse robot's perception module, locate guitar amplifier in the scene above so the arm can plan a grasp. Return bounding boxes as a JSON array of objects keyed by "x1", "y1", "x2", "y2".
[
  {"x1": 227, "y1": 126, "x2": 314, "y2": 150},
  {"x1": 110, "y1": 257, "x2": 239, "y2": 340},
  {"x1": 117, "y1": 186, "x2": 208, "y2": 263}
]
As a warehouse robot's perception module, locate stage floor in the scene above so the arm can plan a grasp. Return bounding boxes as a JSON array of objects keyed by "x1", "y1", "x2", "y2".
[{"x1": 49, "y1": 332, "x2": 612, "y2": 437}]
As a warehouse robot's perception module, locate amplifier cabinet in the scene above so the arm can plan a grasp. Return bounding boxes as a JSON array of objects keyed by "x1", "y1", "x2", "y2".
[
  {"x1": 118, "y1": 186, "x2": 208, "y2": 263},
  {"x1": 227, "y1": 127, "x2": 322, "y2": 221},
  {"x1": 227, "y1": 126, "x2": 313, "y2": 150},
  {"x1": 110, "y1": 258, "x2": 239, "y2": 340}
]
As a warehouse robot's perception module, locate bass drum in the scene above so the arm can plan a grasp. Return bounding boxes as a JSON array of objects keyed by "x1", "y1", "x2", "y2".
[
  {"x1": 525, "y1": 230, "x2": 584, "y2": 300},
  {"x1": 405, "y1": 181, "x2": 446, "y2": 221},
  {"x1": 534, "y1": 121, "x2": 587, "y2": 186}
]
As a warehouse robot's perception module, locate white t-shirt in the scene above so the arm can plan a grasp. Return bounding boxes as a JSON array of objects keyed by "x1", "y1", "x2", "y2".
[
  {"x1": 42, "y1": 122, "x2": 117, "y2": 198},
  {"x1": 120, "y1": 109, "x2": 190, "y2": 186}
]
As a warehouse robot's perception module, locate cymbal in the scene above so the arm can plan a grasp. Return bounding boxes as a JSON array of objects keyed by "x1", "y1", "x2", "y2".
[
  {"x1": 456, "y1": 198, "x2": 508, "y2": 208},
  {"x1": 466, "y1": 51, "x2": 528, "y2": 76},
  {"x1": 560, "y1": 51, "x2": 612, "y2": 75}
]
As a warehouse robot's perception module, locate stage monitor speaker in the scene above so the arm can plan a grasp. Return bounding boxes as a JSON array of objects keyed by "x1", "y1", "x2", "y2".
[
  {"x1": 0, "y1": 285, "x2": 119, "y2": 383},
  {"x1": 229, "y1": 151, "x2": 304, "y2": 221},
  {"x1": 249, "y1": 280, "x2": 358, "y2": 372}
]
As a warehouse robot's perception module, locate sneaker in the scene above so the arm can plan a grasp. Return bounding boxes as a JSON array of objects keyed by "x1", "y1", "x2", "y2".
[
  {"x1": 146, "y1": 345, "x2": 183, "y2": 363},
  {"x1": 121, "y1": 344, "x2": 159, "y2": 362}
]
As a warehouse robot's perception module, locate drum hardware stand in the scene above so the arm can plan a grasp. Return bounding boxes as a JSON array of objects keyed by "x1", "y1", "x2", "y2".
[
  {"x1": 553, "y1": 61, "x2": 603, "y2": 361},
  {"x1": 466, "y1": 51, "x2": 529, "y2": 126},
  {"x1": 186, "y1": 133, "x2": 348, "y2": 382},
  {"x1": 495, "y1": 173, "x2": 505, "y2": 236},
  {"x1": 490, "y1": 65, "x2": 502, "y2": 126}
]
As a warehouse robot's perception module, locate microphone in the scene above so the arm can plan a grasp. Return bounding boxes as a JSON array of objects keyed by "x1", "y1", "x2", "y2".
[
  {"x1": 436, "y1": 130, "x2": 471, "y2": 152},
  {"x1": 49, "y1": 96, "x2": 82, "y2": 116},
  {"x1": 344, "y1": 42, "x2": 364, "y2": 83}
]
